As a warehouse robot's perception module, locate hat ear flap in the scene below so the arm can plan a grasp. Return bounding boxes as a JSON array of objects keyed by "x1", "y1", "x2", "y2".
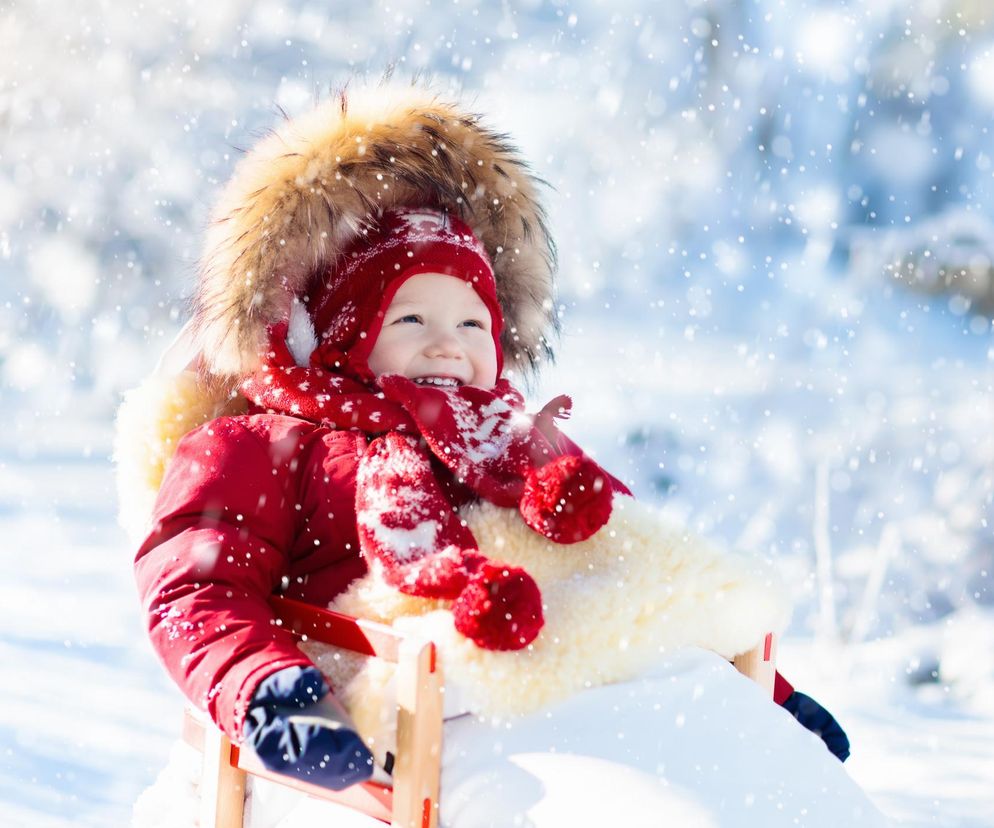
[{"x1": 286, "y1": 297, "x2": 318, "y2": 367}]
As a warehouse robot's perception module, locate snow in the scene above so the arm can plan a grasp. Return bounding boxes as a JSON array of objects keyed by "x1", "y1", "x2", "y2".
[
  {"x1": 439, "y1": 651, "x2": 888, "y2": 828},
  {"x1": 3, "y1": 0, "x2": 994, "y2": 824},
  {"x1": 136, "y1": 650, "x2": 893, "y2": 828}
]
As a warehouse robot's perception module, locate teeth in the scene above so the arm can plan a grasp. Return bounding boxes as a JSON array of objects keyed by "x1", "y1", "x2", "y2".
[{"x1": 414, "y1": 376, "x2": 460, "y2": 387}]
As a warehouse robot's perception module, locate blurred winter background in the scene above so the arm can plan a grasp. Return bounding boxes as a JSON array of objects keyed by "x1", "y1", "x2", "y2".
[{"x1": 1, "y1": 0, "x2": 992, "y2": 825}]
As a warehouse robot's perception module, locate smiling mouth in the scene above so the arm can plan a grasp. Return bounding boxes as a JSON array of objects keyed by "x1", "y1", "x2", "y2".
[{"x1": 413, "y1": 376, "x2": 463, "y2": 387}]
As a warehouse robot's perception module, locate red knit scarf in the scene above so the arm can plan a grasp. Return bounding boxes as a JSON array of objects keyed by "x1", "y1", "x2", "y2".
[{"x1": 240, "y1": 325, "x2": 614, "y2": 651}]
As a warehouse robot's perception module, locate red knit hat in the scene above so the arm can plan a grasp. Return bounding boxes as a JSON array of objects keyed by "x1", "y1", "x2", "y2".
[{"x1": 305, "y1": 207, "x2": 503, "y2": 382}]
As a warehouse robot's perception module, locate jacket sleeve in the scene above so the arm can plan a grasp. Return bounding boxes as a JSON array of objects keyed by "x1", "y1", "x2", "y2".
[{"x1": 134, "y1": 416, "x2": 315, "y2": 741}]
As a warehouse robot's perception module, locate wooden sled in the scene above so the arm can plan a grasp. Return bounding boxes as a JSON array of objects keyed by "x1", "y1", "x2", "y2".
[{"x1": 184, "y1": 595, "x2": 777, "y2": 828}]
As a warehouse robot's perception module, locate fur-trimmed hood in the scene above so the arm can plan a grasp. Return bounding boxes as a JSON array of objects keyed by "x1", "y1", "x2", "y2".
[
  {"x1": 192, "y1": 76, "x2": 558, "y2": 381},
  {"x1": 115, "y1": 76, "x2": 559, "y2": 542}
]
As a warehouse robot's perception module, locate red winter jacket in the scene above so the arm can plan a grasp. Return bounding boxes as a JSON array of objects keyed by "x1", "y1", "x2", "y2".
[{"x1": 135, "y1": 412, "x2": 793, "y2": 742}]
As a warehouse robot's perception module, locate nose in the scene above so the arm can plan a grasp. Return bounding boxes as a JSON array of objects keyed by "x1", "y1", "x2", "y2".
[{"x1": 424, "y1": 331, "x2": 464, "y2": 360}]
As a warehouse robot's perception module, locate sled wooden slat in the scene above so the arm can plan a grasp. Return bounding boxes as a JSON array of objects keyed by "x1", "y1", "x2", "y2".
[
  {"x1": 732, "y1": 632, "x2": 778, "y2": 697},
  {"x1": 393, "y1": 638, "x2": 443, "y2": 828},
  {"x1": 198, "y1": 725, "x2": 247, "y2": 828},
  {"x1": 233, "y1": 743, "x2": 395, "y2": 822},
  {"x1": 189, "y1": 597, "x2": 443, "y2": 827},
  {"x1": 182, "y1": 706, "x2": 205, "y2": 753},
  {"x1": 183, "y1": 711, "x2": 396, "y2": 826}
]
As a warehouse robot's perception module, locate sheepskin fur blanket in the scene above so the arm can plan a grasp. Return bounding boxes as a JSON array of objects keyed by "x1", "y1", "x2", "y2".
[
  {"x1": 116, "y1": 372, "x2": 789, "y2": 766},
  {"x1": 302, "y1": 495, "x2": 790, "y2": 765}
]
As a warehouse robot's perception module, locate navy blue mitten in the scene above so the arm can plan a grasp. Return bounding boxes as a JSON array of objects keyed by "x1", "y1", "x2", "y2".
[
  {"x1": 243, "y1": 665, "x2": 374, "y2": 790},
  {"x1": 782, "y1": 691, "x2": 851, "y2": 762}
]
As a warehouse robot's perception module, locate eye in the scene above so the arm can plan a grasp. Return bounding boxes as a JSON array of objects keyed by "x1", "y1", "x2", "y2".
[
  {"x1": 394, "y1": 314, "x2": 422, "y2": 324},
  {"x1": 460, "y1": 319, "x2": 485, "y2": 329}
]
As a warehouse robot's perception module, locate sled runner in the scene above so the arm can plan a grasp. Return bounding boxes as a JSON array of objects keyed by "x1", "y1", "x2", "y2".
[{"x1": 184, "y1": 596, "x2": 777, "y2": 828}]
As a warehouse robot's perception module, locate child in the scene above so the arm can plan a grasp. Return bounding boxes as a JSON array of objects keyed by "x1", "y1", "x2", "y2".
[
  {"x1": 124, "y1": 79, "x2": 862, "y2": 824},
  {"x1": 135, "y1": 201, "x2": 636, "y2": 785}
]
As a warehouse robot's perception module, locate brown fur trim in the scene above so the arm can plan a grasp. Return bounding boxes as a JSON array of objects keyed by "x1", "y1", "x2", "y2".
[{"x1": 192, "y1": 75, "x2": 558, "y2": 380}]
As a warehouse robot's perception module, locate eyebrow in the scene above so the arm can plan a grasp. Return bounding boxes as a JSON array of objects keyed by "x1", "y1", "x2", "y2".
[
  {"x1": 383, "y1": 293, "x2": 489, "y2": 316},
  {"x1": 388, "y1": 296, "x2": 487, "y2": 313}
]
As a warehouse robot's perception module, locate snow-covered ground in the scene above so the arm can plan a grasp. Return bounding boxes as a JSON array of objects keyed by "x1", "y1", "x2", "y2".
[{"x1": 0, "y1": 409, "x2": 183, "y2": 827}]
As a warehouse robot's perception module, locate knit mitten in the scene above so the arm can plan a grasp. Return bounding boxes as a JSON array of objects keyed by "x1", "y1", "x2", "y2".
[
  {"x1": 356, "y1": 432, "x2": 544, "y2": 650},
  {"x1": 356, "y1": 431, "x2": 479, "y2": 599},
  {"x1": 520, "y1": 454, "x2": 614, "y2": 543}
]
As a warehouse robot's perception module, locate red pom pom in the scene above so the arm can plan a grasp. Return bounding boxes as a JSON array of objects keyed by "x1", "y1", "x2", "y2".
[
  {"x1": 519, "y1": 454, "x2": 613, "y2": 543},
  {"x1": 451, "y1": 561, "x2": 544, "y2": 651}
]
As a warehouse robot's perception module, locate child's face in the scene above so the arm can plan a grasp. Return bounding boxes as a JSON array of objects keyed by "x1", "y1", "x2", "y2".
[{"x1": 366, "y1": 271, "x2": 499, "y2": 389}]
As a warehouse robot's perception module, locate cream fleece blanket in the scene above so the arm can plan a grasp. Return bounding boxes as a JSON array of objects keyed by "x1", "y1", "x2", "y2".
[{"x1": 301, "y1": 495, "x2": 790, "y2": 764}]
